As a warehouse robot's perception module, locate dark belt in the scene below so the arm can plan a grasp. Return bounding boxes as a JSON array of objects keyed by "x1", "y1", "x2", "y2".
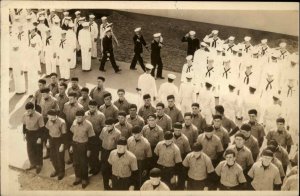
[
  {"x1": 112, "y1": 174, "x2": 130, "y2": 180},
  {"x1": 72, "y1": 141, "x2": 87, "y2": 145},
  {"x1": 158, "y1": 164, "x2": 174, "y2": 169}
]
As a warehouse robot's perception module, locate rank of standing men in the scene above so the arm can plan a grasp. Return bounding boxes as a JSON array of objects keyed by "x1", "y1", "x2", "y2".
[{"x1": 10, "y1": 8, "x2": 298, "y2": 191}]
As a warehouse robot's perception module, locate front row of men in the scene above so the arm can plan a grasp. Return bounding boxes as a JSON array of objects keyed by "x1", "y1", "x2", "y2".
[{"x1": 22, "y1": 100, "x2": 297, "y2": 190}]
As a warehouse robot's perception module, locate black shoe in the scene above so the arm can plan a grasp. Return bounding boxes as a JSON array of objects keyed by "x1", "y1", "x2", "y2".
[
  {"x1": 158, "y1": 76, "x2": 165, "y2": 79},
  {"x1": 73, "y1": 179, "x2": 81, "y2": 186},
  {"x1": 115, "y1": 69, "x2": 122, "y2": 73},
  {"x1": 66, "y1": 159, "x2": 73, "y2": 165},
  {"x1": 130, "y1": 68, "x2": 137, "y2": 70},
  {"x1": 82, "y1": 180, "x2": 88, "y2": 189},
  {"x1": 99, "y1": 69, "x2": 106, "y2": 72},
  {"x1": 25, "y1": 165, "x2": 36, "y2": 171},
  {"x1": 50, "y1": 171, "x2": 58, "y2": 177},
  {"x1": 36, "y1": 166, "x2": 42, "y2": 174},
  {"x1": 92, "y1": 57, "x2": 97, "y2": 59},
  {"x1": 45, "y1": 75, "x2": 51, "y2": 78},
  {"x1": 90, "y1": 169, "x2": 100, "y2": 176},
  {"x1": 43, "y1": 154, "x2": 50, "y2": 159},
  {"x1": 57, "y1": 174, "x2": 64, "y2": 180},
  {"x1": 28, "y1": 95, "x2": 34, "y2": 99}
]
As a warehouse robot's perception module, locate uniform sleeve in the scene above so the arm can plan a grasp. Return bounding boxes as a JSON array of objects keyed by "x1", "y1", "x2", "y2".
[
  {"x1": 286, "y1": 133, "x2": 294, "y2": 146},
  {"x1": 193, "y1": 129, "x2": 198, "y2": 145},
  {"x1": 278, "y1": 163, "x2": 285, "y2": 178},
  {"x1": 70, "y1": 124, "x2": 74, "y2": 133},
  {"x1": 87, "y1": 123, "x2": 96, "y2": 137},
  {"x1": 184, "y1": 139, "x2": 191, "y2": 154},
  {"x1": 154, "y1": 143, "x2": 159, "y2": 156},
  {"x1": 281, "y1": 178, "x2": 291, "y2": 191},
  {"x1": 22, "y1": 115, "x2": 26, "y2": 125},
  {"x1": 247, "y1": 165, "x2": 254, "y2": 178},
  {"x1": 108, "y1": 151, "x2": 113, "y2": 165},
  {"x1": 274, "y1": 168, "x2": 282, "y2": 185},
  {"x1": 167, "y1": 118, "x2": 172, "y2": 132},
  {"x1": 130, "y1": 156, "x2": 138, "y2": 171},
  {"x1": 216, "y1": 140, "x2": 224, "y2": 152},
  {"x1": 215, "y1": 162, "x2": 222, "y2": 176},
  {"x1": 145, "y1": 142, "x2": 153, "y2": 158},
  {"x1": 205, "y1": 156, "x2": 215, "y2": 173},
  {"x1": 174, "y1": 147, "x2": 182, "y2": 163},
  {"x1": 61, "y1": 121, "x2": 67, "y2": 134},
  {"x1": 203, "y1": 35, "x2": 210, "y2": 43},
  {"x1": 247, "y1": 151, "x2": 254, "y2": 166},
  {"x1": 141, "y1": 36, "x2": 146, "y2": 46},
  {"x1": 54, "y1": 100, "x2": 60, "y2": 111},
  {"x1": 99, "y1": 128, "x2": 104, "y2": 140},
  {"x1": 266, "y1": 131, "x2": 272, "y2": 141},
  {"x1": 158, "y1": 130, "x2": 164, "y2": 141},
  {"x1": 182, "y1": 154, "x2": 190, "y2": 167},
  {"x1": 38, "y1": 115, "x2": 45, "y2": 128},
  {"x1": 252, "y1": 140, "x2": 260, "y2": 161},
  {"x1": 237, "y1": 169, "x2": 247, "y2": 183},
  {"x1": 178, "y1": 111, "x2": 184, "y2": 123},
  {"x1": 223, "y1": 131, "x2": 231, "y2": 145}
]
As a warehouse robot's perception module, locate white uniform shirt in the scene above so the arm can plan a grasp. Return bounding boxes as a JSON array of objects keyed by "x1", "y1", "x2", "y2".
[
  {"x1": 78, "y1": 29, "x2": 92, "y2": 49},
  {"x1": 138, "y1": 73, "x2": 157, "y2": 98},
  {"x1": 158, "y1": 82, "x2": 179, "y2": 105}
]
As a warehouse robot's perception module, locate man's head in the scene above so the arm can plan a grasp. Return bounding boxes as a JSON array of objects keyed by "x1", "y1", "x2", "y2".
[
  {"x1": 204, "y1": 125, "x2": 214, "y2": 138},
  {"x1": 116, "y1": 138, "x2": 127, "y2": 154},
  {"x1": 117, "y1": 111, "x2": 127, "y2": 124},
  {"x1": 215, "y1": 105, "x2": 224, "y2": 116},
  {"x1": 134, "y1": 27, "x2": 141, "y2": 36},
  {"x1": 167, "y1": 95, "x2": 175, "y2": 108},
  {"x1": 224, "y1": 149, "x2": 236, "y2": 165},
  {"x1": 191, "y1": 103, "x2": 200, "y2": 114},
  {"x1": 234, "y1": 133, "x2": 245, "y2": 148},
  {"x1": 248, "y1": 109, "x2": 257, "y2": 123},
  {"x1": 50, "y1": 73, "x2": 58, "y2": 83},
  {"x1": 47, "y1": 109, "x2": 58, "y2": 122},
  {"x1": 132, "y1": 125, "x2": 142, "y2": 140},
  {"x1": 149, "y1": 168, "x2": 161, "y2": 186},
  {"x1": 105, "y1": 118, "x2": 115, "y2": 131},
  {"x1": 68, "y1": 92, "x2": 77, "y2": 104},
  {"x1": 117, "y1": 89, "x2": 125, "y2": 100},
  {"x1": 213, "y1": 114, "x2": 222, "y2": 129},
  {"x1": 103, "y1": 93, "x2": 112, "y2": 105},
  {"x1": 261, "y1": 149, "x2": 274, "y2": 166},
  {"x1": 184, "y1": 112, "x2": 193, "y2": 126},
  {"x1": 41, "y1": 87, "x2": 50, "y2": 100},
  {"x1": 80, "y1": 87, "x2": 89, "y2": 99},
  {"x1": 164, "y1": 131, "x2": 174, "y2": 145},
  {"x1": 75, "y1": 110, "x2": 85, "y2": 123},
  {"x1": 147, "y1": 114, "x2": 157, "y2": 127},
  {"x1": 70, "y1": 77, "x2": 79, "y2": 87},
  {"x1": 58, "y1": 83, "x2": 67, "y2": 94},
  {"x1": 156, "y1": 102, "x2": 165, "y2": 116},
  {"x1": 88, "y1": 100, "x2": 98, "y2": 112},
  {"x1": 143, "y1": 94, "x2": 151, "y2": 106},
  {"x1": 129, "y1": 104, "x2": 137, "y2": 117},
  {"x1": 25, "y1": 102, "x2": 35, "y2": 115},
  {"x1": 173, "y1": 122, "x2": 183, "y2": 136},
  {"x1": 97, "y1": 76, "x2": 105, "y2": 88},
  {"x1": 38, "y1": 79, "x2": 47, "y2": 90},
  {"x1": 276, "y1": 117, "x2": 285, "y2": 132},
  {"x1": 240, "y1": 123, "x2": 252, "y2": 138}
]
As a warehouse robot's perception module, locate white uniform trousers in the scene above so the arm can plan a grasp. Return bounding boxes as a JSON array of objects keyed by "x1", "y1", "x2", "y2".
[{"x1": 81, "y1": 47, "x2": 91, "y2": 71}]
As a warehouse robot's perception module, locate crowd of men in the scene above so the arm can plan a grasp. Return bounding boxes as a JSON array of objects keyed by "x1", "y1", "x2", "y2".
[{"x1": 10, "y1": 9, "x2": 299, "y2": 191}]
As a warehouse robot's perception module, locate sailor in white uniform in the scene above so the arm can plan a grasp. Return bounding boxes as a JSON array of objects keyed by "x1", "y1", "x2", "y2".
[
  {"x1": 239, "y1": 36, "x2": 253, "y2": 59},
  {"x1": 181, "y1": 55, "x2": 195, "y2": 83},
  {"x1": 89, "y1": 14, "x2": 99, "y2": 59},
  {"x1": 203, "y1": 30, "x2": 223, "y2": 53},
  {"x1": 44, "y1": 28, "x2": 57, "y2": 75},
  {"x1": 78, "y1": 22, "x2": 92, "y2": 71},
  {"x1": 158, "y1": 74, "x2": 179, "y2": 106},
  {"x1": 57, "y1": 30, "x2": 72, "y2": 80},
  {"x1": 66, "y1": 22, "x2": 77, "y2": 69},
  {"x1": 178, "y1": 73, "x2": 197, "y2": 114},
  {"x1": 223, "y1": 36, "x2": 236, "y2": 55}
]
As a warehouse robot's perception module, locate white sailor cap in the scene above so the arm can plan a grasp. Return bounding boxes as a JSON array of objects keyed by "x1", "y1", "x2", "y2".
[
  {"x1": 212, "y1": 30, "x2": 219, "y2": 35},
  {"x1": 106, "y1": 23, "x2": 113, "y2": 27},
  {"x1": 14, "y1": 15, "x2": 20, "y2": 20},
  {"x1": 38, "y1": 10, "x2": 46, "y2": 15},
  {"x1": 50, "y1": 9, "x2": 55, "y2": 12},
  {"x1": 105, "y1": 27, "x2": 112, "y2": 32},
  {"x1": 75, "y1": 11, "x2": 81, "y2": 15},
  {"x1": 30, "y1": 39, "x2": 37, "y2": 45},
  {"x1": 68, "y1": 22, "x2": 75, "y2": 28},
  {"x1": 261, "y1": 39, "x2": 268, "y2": 44},
  {"x1": 168, "y1": 74, "x2": 176, "y2": 80},
  {"x1": 17, "y1": 22, "x2": 23, "y2": 27},
  {"x1": 26, "y1": 15, "x2": 32, "y2": 20},
  {"x1": 89, "y1": 14, "x2": 95, "y2": 19},
  {"x1": 11, "y1": 39, "x2": 19, "y2": 48},
  {"x1": 271, "y1": 50, "x2": 280, "y2": 58},
  {"x1": 200, "y1": 42, "x2": 208, "y2": 47},
  {"x1": 82, "y1": 22, "x2": 89, "y2": 27},
  {"x1": 63, "y1": 11, "x2": 69, "y2": 16},
  {"x1": 153, "y1": 33, "x2": 161, "y2": 38},
  {"x1": 245, "y1": 63, "x2": 253, "y2": 68},
  {"x1": 189, "y1": 31, "x2": 196, "y2": 36},
  {"x1": 38, "y1": 16, "x2": 45, "y2": 21},
  {"x1": 228, "y1": 36, "x2": 235, "y2": 41},
  {"x1": 145, "y1": 64, "x2": 154, "y2": 70},
  {"x1": 244, "y1": 36, "x2": 251, "y2": 42},
  {"x1": 186, "y1": 73, "x2": 193, "y2": 79},
  {"x1": 134, "y1": 27, "x2": 141, "y2": 32},
  {"x1": 101, "y1": 16, "x2": 107, "y2": 20},
  {"x1": 223, "y1": 57, "x2": 231, "y2": 62},
  {"x1": 272, "y1": 91, "x2": 281, "y2": 100},
  {"x1": 78, "y1": 17, "x2": 86, "y2": 21},
  {"x1": 45, "y1": 27, "x2": 51, "y2": 32},
  {"x1": 61, "y1": 30, "x2": 67, "y2": 35},
  {"x1": 279, "y1": 42, "x2": 287, "y2": 48},
  {"x1": 65, "y1": 16, "x2": 72, "y2": 20},
  {"x1": 186, "y1": 55, "x2": 193, "y2": 61},
  {"x1": 290, "y1": 54, "x2": 299, "y2": 63}
]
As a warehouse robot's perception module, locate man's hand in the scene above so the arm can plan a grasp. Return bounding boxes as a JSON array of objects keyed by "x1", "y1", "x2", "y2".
[
  {"x1": 185, "y1": 33, "x2": 189, "y2": 37},
  {"x1": 87, "y1": 150, "x2": 91, "y2": 157},
  {"x1": 109, "y1": 179, "x2": 112, "y2": 188},
  {"x1": 53, "y1": 53, "x2": 56, "y2": 58},
  {"x1": 142, "y1": 170, "x2": 147, "y2": 177},
  {"x1": 38, "y1": 51, "x2": 41, "y2": 56},
  {"x1": 170, "y1": 175, "x2": 177, "y2": 184},
  {"x1": 59, "y1": 144, "x2": 64, "y2": 152},
  {"x1": 74, "y1": 49, "x2": 76, "y2": 53},
  {"x1": 158, "y1": 43, "x2": 163, "y2": 47},
  {"x1": 89, "y1": 48, "x2": 91, "y2": 52},
  {"x1": 46, "y1": 140, "x2": 50, "y2": 148},
  {"x1": 129, "y1": 185, "x2": 134, "y2": 191},
  {"x1": 69, "y1": 146, "x2": 73, "y2": 153},
  {"x1": 94, "y1": 38, "x2": 97, "y2": 42},
  {"x1": 68, "y1": 59, "x2": 71, "y2": 62},
  {"x1": 153, "y1": 96, "x2": 156, "y2": 101},
  {"x1": 36, "y1": 138, "x2": 42, "y2": 144},
  {"x1": 38, "y1": 70, "x2": 42, "y2": 75},
  {"x1": 21, "y1": 71, "x2": 24, "y2": 75},
  {"x1": 107, "y1": 53, "x2": 110, "y2": 57}
]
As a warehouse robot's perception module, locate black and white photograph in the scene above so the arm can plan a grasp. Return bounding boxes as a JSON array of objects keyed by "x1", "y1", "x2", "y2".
[{"x1": 1, "y1": 1, "x2": 299, "y2": 195}]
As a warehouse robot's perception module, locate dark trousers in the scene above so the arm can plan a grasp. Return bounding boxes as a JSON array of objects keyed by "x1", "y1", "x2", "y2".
[
  {"x1": 187, "y1": 177, "x2": 206, "y2": 190},
  {"x1": 88, "y1": 135, "x2": 101, "y2": 172},
  {"x1": 43, "y1": 117, "x2": 50, "y2": 156},
  {"x1": 219, "y1": 184, "x2": 239, "y2": 190},
  {"x1": 49, "y1": 137, "x2": 65, "y2": 175},
  {"x1": 176, "y1": 164, "x2": 186, "y2": 190},
  {"x1": 151, "y1": 57, "x2": 163, "y2": 77},
  {"x1": 26, "y1": 131, "x2": 43, "y2": 167},
  {"x1": 112, "y1": 175, "x2": 131, "y2": 190},
  {"x1": 66, "y1": 125, "x2": 73, "y2": 162},
  {"x1": 100, "y1": 52, "x2": 119, "y2": 72},
  {"x1": 130, "y1": 53, "x2": 145, "y2": 71},
  {"x1": 157, "y1": 164, "x2": 175, "y2": 189},
  {"x1": 101, "y1": 148, "x2": 113, "y2": 190},
  {"x1": 73, "y1": 142, "x2": 88, "y2": 181},
  {"x1": 135, "y1": 160, "x2": 149, "y2": 190}
]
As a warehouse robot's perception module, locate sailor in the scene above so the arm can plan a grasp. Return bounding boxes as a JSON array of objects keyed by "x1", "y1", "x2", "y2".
[
  {"x1": 89, "y1": 14, "x2": 98, "y2": 59},
  {"x1": 66, "y1": 22, "x2": 77, "y2": 69},
  {"x1": 181, "y1": 55, "x2": 195, "y2": 83},
  {"x1": 151, "y1": 33, "x2": 165, "y2": 79},
  {"x1": 181, "y1": 30, "x2": 200, "y2": 56},
  {"x1": 203, "y1": 30, "x2": 223, "y2": 52},
  {"x1": 44, "y1": 28, "x2": 57, "y2": 75},
  {"x1": 239, "y1": 36, "x2": 253, "y2": 58},
  {"x1": 130, "y1": 27, "x2": 147, "y2": 71},
  {"x1": 158, "y1": 74, "x2": 178, "y2": 106},
  {"x1": 196, "y1": 80, "x2": 215, "y2": 123},
  {"x1": 57, "y1": 30, "x2": 72, "y2": 80},
  {"x1": 164, "y1": 95, "x2": 184, "y2": 124},
  {"x1": 137, "y1": 63, "x2": 157, "y2": 103},
  {"x1": 223, "y1": 36, "x2": 236, "y2": 55},
  {"x1": 78, "y1": 22, "x2": 92, "y2": 71}
]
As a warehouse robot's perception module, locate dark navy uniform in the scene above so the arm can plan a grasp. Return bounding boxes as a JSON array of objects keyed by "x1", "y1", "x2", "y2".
[
  {"x1": 150, "y1": 40, "x2": 163, "y2": 78},
  {"x1": 130, "y1": 34, "x2": 147, "y2": 71}
]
